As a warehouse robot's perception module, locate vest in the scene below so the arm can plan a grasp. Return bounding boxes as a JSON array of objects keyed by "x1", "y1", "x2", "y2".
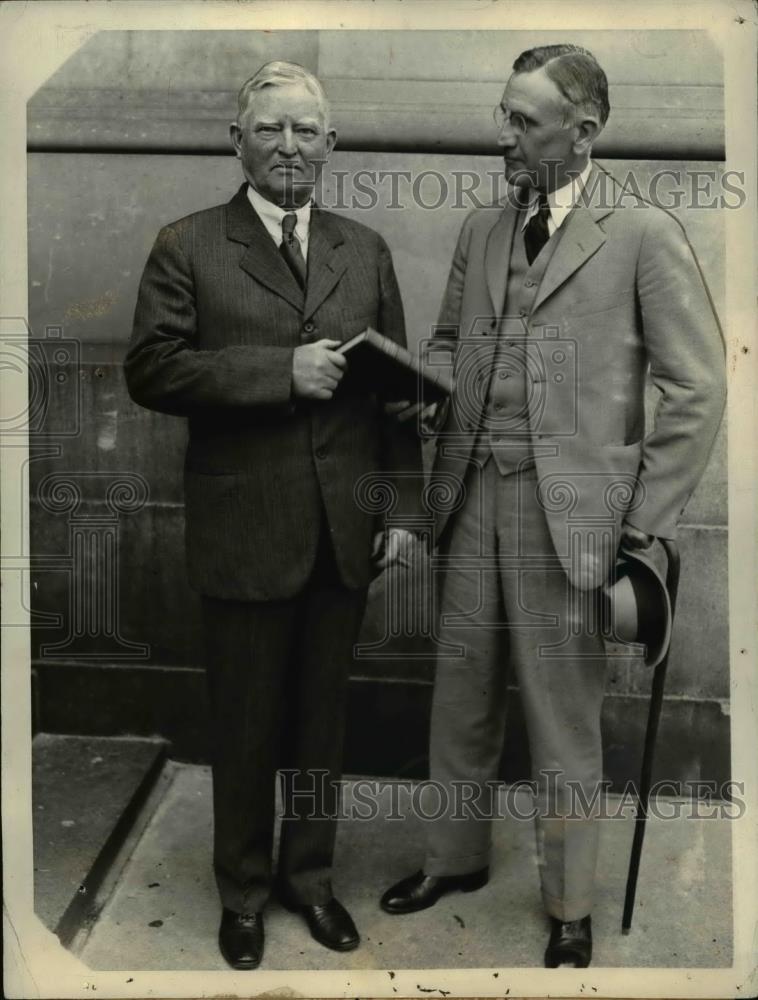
[{"x1": 472, "y1": 215, "x2": 564, "y2": 475}]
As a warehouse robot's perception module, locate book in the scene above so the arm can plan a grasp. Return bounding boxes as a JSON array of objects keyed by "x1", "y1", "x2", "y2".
[{"x1": 336, "y1": 328, "x2": 454, "y2": 404}]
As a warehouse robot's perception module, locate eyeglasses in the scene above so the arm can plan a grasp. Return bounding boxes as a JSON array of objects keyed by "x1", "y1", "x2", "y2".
[
  {"x1": 493, "y1": 105, "x2": 530, "y2": 136},
  {"x1": 493, "y1": 105, "x2": 573, "y2": 136}
]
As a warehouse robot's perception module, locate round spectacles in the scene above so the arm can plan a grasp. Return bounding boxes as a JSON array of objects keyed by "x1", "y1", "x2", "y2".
[{"x1": 493, "y1": 105, "x2": 529, "y2": 136}]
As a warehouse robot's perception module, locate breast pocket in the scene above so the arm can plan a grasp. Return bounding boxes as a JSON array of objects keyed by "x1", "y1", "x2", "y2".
[{"x1": 566, "y1": 289, "x2": 635, "y2": 321}]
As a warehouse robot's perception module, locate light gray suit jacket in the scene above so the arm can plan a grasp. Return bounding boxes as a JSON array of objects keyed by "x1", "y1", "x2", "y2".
[{"x1": 430, "y1": 164, "x2": 726, "y2": 590}]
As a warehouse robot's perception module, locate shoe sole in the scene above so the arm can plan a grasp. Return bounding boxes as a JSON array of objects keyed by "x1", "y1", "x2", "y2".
[{"x1": 311, "y1": 934, "x2": 360, "y2": 952}]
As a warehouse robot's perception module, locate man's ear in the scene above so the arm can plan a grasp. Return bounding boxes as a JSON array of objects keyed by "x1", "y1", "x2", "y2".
[
  {"x1": 229, "y1": 121, "x2": 243, "y2": 158},
  {"x1": 325, "y1": 128, "x2": 337, "y2": 157},
  {"x1": 572, "y1": 115, "x2": 602, "y2": 156}
]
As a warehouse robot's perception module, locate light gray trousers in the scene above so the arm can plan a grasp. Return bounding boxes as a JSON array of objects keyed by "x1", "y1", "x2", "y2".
[{"x1": 424, "y1": 460, "x2": 608, "y2": 921}]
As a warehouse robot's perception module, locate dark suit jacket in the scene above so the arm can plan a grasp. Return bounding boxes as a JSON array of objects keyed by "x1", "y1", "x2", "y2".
[
  {"x1": 125, "y1": 184, "x2": 422, "y2": 601},
  {"x1": 430, "y1": 165, "x2": 726, "y2": 590}
]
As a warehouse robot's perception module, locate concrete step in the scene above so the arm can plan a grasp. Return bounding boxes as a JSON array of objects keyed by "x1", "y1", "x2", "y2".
[{"x1": 32, "y1": 732, "x2": 167, "y2": 946}]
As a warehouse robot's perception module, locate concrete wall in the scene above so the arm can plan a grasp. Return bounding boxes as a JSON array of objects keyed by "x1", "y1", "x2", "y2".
[{"x1": 27, "y1": 30, "x2": 729, "y2": 788}]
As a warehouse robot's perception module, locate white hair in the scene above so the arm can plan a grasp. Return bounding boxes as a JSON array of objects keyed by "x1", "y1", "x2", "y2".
[{"x1": 236, "y1": 61, "x2": 331, "y2": 128}]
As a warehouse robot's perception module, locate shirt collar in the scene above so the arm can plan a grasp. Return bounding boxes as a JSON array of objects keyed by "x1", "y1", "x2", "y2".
[
  {"x1": 521, "y1": 160, "x2": 593, "y2": 232},
  {"x1": 246, "y1": 183, "x2": 312, "y2": 244}
]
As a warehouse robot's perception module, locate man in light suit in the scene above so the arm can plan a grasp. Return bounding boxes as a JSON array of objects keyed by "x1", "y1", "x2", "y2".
[
  {"x1": 381, "y1": 44, "x2": 725, "y2": 967},
  {"x1": 125, "y1": 61, "x2": 420, "y2": 969}
]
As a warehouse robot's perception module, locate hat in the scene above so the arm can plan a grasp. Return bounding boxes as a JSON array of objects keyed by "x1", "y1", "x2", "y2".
[{"x1": 601, "y1": 545, "x2": 672, "y2": 668}]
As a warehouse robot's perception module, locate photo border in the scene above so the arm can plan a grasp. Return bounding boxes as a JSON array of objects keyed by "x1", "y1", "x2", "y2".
[{"x1": 2, "y1": 2, "x2": 756, "y2": 997}]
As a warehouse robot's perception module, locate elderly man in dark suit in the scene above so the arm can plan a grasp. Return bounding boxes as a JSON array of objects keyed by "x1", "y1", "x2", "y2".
[
  {"x1": 125, "y1": 60, "x2": 420, "y2": 970},
  {"x1": 381, "y1": 44, "x2": 725, "y2": 967}
]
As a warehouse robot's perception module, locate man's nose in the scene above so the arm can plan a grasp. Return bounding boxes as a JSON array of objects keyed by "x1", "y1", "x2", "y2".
[
  {"x1": 278, "y1": 126, "x2": 298, "y2": 155},
  {"x1": 496, "y1": 122, "x2": 519, "y2": 148}
]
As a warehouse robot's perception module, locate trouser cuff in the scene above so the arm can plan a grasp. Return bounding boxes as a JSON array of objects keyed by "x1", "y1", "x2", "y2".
[
  {"x1": 217, "y1": 884, "x2": 270, "y2": 915},
  {"x1": 541, "y1": 888, "x2": 593, "y2": 923},
  {"x1": 275, "y1": 874, "x2": 333, "y2": 907}
]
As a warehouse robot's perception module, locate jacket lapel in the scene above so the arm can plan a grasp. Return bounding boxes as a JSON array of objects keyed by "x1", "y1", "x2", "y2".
[
  {"x1": 531, "y1": 165, "x2": 616, "y2": 313},
  {"x1": 484, "y1": 204, "x2": 518, "y2": 322},
  {"x1": 225, "y1": 184, "x2": 305, "y2": 312},
  {"x1": 304, "y1": 208, "x2": 348, "y2": 319}
]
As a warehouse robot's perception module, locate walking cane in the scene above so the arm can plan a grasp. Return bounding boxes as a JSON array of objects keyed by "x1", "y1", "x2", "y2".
[{"x1": 621, "y1": 538, "x2": 681, "y2": 933}]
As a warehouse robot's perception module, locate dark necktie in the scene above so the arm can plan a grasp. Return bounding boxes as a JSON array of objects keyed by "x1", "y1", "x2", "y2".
[
  {"x1": 280, "y1": 212, "x2": 307, "y2": 289},
  {"x1": 524, "y1": 192, "x2": 551, "y2": 266}
]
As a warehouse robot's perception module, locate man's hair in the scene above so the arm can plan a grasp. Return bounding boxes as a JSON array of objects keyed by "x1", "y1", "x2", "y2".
[
  {"x1": 236, "y1": 61, "x2": 331, "y2": 127},
  {"x1": 512, "y1": 44, "x2": 610, "y2": 126}
]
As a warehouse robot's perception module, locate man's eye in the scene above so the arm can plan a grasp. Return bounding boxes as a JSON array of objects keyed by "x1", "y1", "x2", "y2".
[
  {"x1": 296, "y1": 128, "x2": 318, "y2": 139},
  {"x1": 256, "y1": 126, "x2": 279, "y2": 137}
]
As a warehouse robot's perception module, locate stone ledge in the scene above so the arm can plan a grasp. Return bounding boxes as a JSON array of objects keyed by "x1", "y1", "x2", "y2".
[{"x1": 33, "y1": 732, "x2": 168, "y2": 946}]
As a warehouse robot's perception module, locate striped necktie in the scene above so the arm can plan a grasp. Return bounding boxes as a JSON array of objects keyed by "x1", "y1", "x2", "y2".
[{"x1": 280, "y1": 213, "x2": 307, "y2": 289}]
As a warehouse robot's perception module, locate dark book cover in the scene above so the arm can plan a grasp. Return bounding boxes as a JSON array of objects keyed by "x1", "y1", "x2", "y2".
[{"x1": 337, "y1": 328, "x2": 454, "y2": 404}]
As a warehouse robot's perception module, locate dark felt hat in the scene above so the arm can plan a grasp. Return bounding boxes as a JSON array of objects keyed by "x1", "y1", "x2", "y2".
[{"x1": 601, "y1": 545, "x2": 672, "y2": 668}]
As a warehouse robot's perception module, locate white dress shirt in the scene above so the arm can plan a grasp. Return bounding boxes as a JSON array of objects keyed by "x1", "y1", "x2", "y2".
[
  {"x1": 246, "y1": 184, "x2": 311, "y2": 260},
  {"x1": 520, "y1": 160, "x2": 593, "y2": 236}
]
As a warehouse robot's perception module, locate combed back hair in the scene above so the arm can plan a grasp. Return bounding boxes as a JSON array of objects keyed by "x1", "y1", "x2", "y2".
[
  {"x1": 512, "y1": 44, "x2": 610, "y2": 126},
  {"x1": 237, "y1": 61, "x2": 331, "y2": 127}
]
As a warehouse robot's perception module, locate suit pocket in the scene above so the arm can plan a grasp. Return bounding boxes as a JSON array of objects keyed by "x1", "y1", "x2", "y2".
[
  {"x1": 567, "y1": 290, "x2": 634, "y2": 320},
  {"x1": 184, "y1": 470, "x2": 239, "y2": 523},
  {"x1": 601, "y1": 440, "x2": 643, "y2": 453}
]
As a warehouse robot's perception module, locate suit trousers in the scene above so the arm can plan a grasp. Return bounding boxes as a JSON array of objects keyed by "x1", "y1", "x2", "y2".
[
  {"x1": 201, "y1": 515, "x2": 368, "y2": 914},
  {"x1": 424, "y1": 460, "x2": 608, "y2": 921}
]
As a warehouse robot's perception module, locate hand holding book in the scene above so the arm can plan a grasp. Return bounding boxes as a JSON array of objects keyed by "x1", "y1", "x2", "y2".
[
  {"x1": 335, "y1": 327, "x2": 454, "y2": 406},
  {"x1": 292, "y1": 339, "x2": 347, "y2": 400}
]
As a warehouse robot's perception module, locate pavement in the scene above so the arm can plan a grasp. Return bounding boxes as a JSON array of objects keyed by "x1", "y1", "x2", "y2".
[
  {"x1": 74, "y1": 762, "x2": 732, "y2": 971},
  {"x1": 32, "y1": 733, "x2": 167, "y2": 945}
]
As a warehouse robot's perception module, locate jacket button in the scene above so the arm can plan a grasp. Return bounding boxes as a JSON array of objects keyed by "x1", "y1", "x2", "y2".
[
  {"x1": 304, "y1": 320, "x2": 315, "y2": 333},
  {"x1": 525, "y1": 279, "x2": 536, "y2": 287},
  {"x1": 499, "y1": 371, "x2": 509, "y2": 380},
  {"x1": 316, "y1": 446, "x2": 328, "y2": 459}
]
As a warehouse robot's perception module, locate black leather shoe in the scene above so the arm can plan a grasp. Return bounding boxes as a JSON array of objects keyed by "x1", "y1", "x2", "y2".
[
  {"x1": 218, "y1": 907, "x2": 264, "y2": 969},
  {"x1": 544, "y1": 915, "x2": 592, "y2": 968},
  {"x1": 284, "y1": 897, "x2": 360, "y2": 952},
  {"x1": 380, "y1": 867, "x2": 489, "y2": 914}
]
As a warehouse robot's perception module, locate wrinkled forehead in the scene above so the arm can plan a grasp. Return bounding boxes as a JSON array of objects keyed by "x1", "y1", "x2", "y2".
[
  {"x1": 501, "y1": 68, "x2": 569, "y2": 120},
  {"x1": 244, "y1": 81, "x2": 326, "y2": 125}
]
